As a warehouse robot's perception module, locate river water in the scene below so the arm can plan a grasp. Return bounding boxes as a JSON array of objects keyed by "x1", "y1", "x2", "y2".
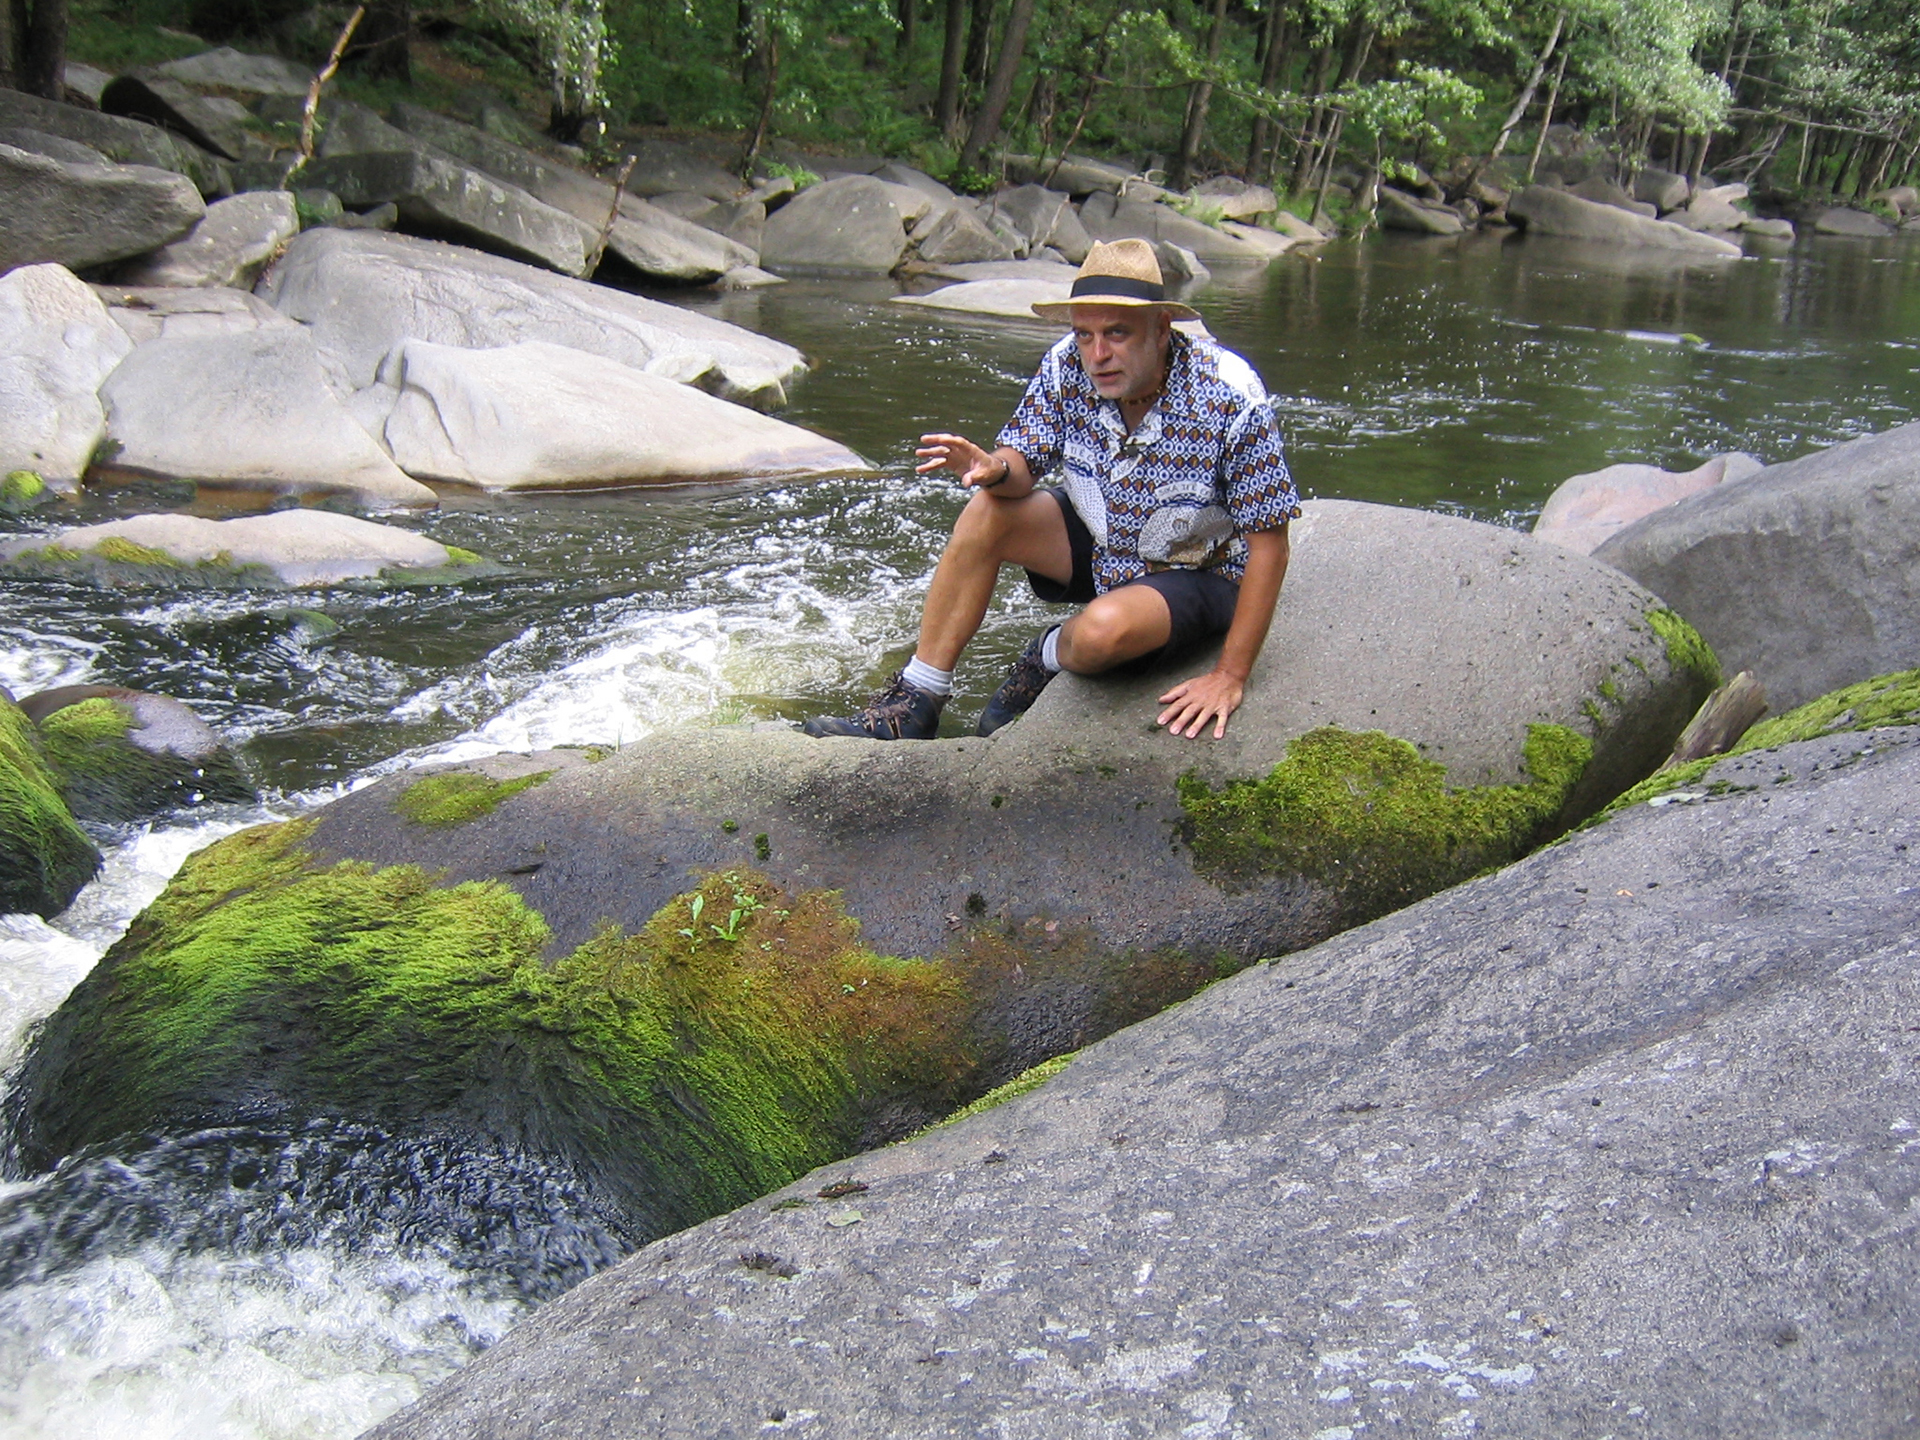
[{"x1": 1, "y1": 229, "x2": 1916, "y2": 1437}]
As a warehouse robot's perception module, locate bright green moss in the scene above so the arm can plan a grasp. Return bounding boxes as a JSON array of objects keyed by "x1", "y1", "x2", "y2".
[
  {"x1": 2, "y1": 470, "x2": 45, "y2": 506},
  {"x1": 37, "y1": 696, "x2": 134, "y2": 751},
  {"x1": 0, "y1": 697, "x2": 101, "y2": 917},
  {"x1": 1178, "y1": 724, "x2": 1593, "y2": 917},
  {"x1": 1595, "y1": 666, "x2": 1920, "y2": 820},
  {"x1": 921, "y1": 1052, "x2": 1076, "y2": 1133},
  {"x1": 55, "y1": 833, "x2": 970, "y2": 1223},
  {"x1": 1646, "y1": 608, "x2": 1723, "y2": 689},
  {"x1": 394, "y1": 769, "x2": 554, "y2": 827},
  {"x1": 90, "y1": 536, "x2": 180, "y2": 567},
  {"x1": 442, "y1": 545, "x2": 483, "y2": 566}
]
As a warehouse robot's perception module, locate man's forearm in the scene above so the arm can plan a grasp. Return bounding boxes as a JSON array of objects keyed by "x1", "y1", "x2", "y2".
[
  {"x1": 1215, "y1": 525, "x2": 1290, "y2": 680},
  {"x1": 980, "y1": 446, "x2": 1037, "y2": 497}
]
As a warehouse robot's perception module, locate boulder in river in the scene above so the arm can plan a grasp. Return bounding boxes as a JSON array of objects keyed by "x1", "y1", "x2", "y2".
[
  {"x1": 255, "y1": 227, "x2": 806, "y2": 411},
  {"x1": 0, "y1": 263, "x2": 133, "y2": 491},
  {"x1": 1507, "y1": 186, "x2": 1743, "y2": 255},
  {"x1": 0, "y1": 509, "x2": 490, "y2": 588},
  {"x1": 890, "y1": 277, "x2": 1071, "y2": 319},
  {"x1": 95, "y1": 327, "x2": 437, "y2": 509},
  {"x1": 0, "y1": 692, "x2": 100, "y2": 919},
  {"x1": 0, "y1": 88, "x2": 229, "y2": 196},
  {"x1": 1632, "y1": 165, "x2": 1690, "y2": 211},
  {"x1": 18, "y1": 684, "x2": 254, "y2": 823},
  {"x1": 116, "y1": 190, "x2": 299, "y2": 289},
  {"x1": 5, "y1": 501, "x2": 1717, "y2": 1233},
  {"x1": 1533, "y1": 451, "x2": 1762, "y2": 555},
  {"x1": 1191, "y1": 176, "x2": 1278, "y2": 220},
  {"x1": 1814, "y1": 207, "x2": 1895, "y2": 237},
  {"x1": 1080, "y1": 193, "x2": 1272, "y2": 263},
  {"x1": 910, "y1": 203, "x2": 1018, "y2": 265},
  {"x1": 760, "y1": 175, "x2": 909, "y2": 274},
  {"x1": 1570, "y1": 176, "x2": 1655, "y2": 216},
  {"x1": 1742, "y1": 216, "x2": 1795, "y2": 240},
  {"x1": 1594, "y1": 422, "x2": 1920, "y2": 711},
  {"x1": 0, "y1": 143, "x2": 206, "y2": 273},
  {"x1": 349, "y1": 339, "x2": 869, "y2": 490},
  {"x1": 1002, "y1": 152, "x2": 1135, "y2": 196},
  {"x1": 1376, "y1": 185, "x2": 1465, "y2": 235},
  {"x1": 357, "y1": 679, "x2": 1920, "y2": 1440}
]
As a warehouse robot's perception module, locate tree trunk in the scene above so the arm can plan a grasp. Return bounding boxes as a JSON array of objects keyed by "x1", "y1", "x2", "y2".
[
  {"x1": 741, "y1": 22, "x2": 780, "y2": 175},
  {"x1": 957, "y1": 0, "x2": 1035, "y2": 172},
  {"x1": 1, "y1": 0, "x2": 16, "y2": 91},
  {"x1": 17, "y1": 0, "x2": 65, "y2": 101},
  {"x1": 350, "y1": 0, "x2": 410, "y2": 82},
  {"x1": 1288, "y1": 42, "x2": 1335, "y2": 193},
  {"x1": 1524, "y1": 42, "x2": 1568, "y2": 183},
  {"x1": 897, "y1": 0, "x2": 915, "y2": 55},
  {"x1": 964, "y1": 0, "x2": 995, "y2": 94},
  {"x1": 935, "y1": 0, "x2": 966, "y2": 136},
  {"x1": 1449, "y1": 8, "x2": 1564, "y2": 202},
  {"x1": 1171, "y1": 0, "x2": 1229, "y2": 190},
  {"x1": 1309, "y1": 107, "x2": 1344, "y2": 229},
  {"x1": 738, "y1": 0, "x2": 764, "y2": 90},
  {"x1": 1245, "y1": 6, "x2": 1291, "y2": 180}
]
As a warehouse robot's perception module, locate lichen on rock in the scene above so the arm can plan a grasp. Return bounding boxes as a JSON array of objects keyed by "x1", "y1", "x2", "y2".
[
  {"x1": 0, "y1": 695, "x2": 101, "y2": 917},
  {"x1": 1177, "y1": 723, "x2": 1593, "y2": 918}
]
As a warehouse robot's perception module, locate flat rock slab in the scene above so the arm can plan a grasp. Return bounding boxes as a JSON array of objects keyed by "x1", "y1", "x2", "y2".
[
  {"x1": 1815, "y1": 208, "x2": 1895, "y2": 237},
  {"x1": 95, "y1": 327, "x2": 436, "y2": 509},
  {"x1": 371, "y1": 720, "x2": 1920, "y2": 1440},
  {"x1": 0, "y1": 89, "x2": 226, "y2": 195},
  {"x1": 1594, "y1": 422, "x2": 1920, "y2": 711},
  {"x1": 1080, "y1": 194, "x2": 1271, "y2": 264},
  {"x1": 1533, "y1": 451, "x2": 1762, "y2": 554},
  {"x1": 99, "y1": 72, "x2": 258, "y2": 163},
  {"x1": 255, "y1": 227, "x2": 807, "y2": 411},
  {"x1": 891, "y1": 278, "x2": 1070, "y2": 320},
  {"x1": 351, "y1": 339, "x2": 869, "y2": 489},
  {"x1": 93, "y1": 282, "x2": 295, "y2": 343},
  {"x1": 0, "y1": 263, "x2": 132, "y2": 490},
  {"x1": 117, "y1": 189, "x2": 298, "y2": 289},
  {"x1": 1378, "y1": 185, "x2": 1465, "y2": 234},
  {"x1": 0, "y1": 509, "x2": 481, "y2": 587},
  {"x1": 1508, "y1": 186, "x2": 1743, "y2": 255},
  {"x1": 154, "y1": 46, "x2": 311, "y2": 97},
  {"x1": 0, "y1": 143, "x2": 206, "y2": 273}
]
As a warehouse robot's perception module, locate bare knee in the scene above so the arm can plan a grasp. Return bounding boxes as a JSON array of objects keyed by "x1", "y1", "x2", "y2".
[
  {"x1": 1057, "y1": 607, "x2": 1133, "y2": 673},
  {"x1": 951, "y1": 490, "x2": 1016, "y2": 550}
]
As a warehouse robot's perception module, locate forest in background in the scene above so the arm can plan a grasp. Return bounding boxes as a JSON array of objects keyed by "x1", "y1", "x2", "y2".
[{"x1": 6, "y1": 0, "x2": 1919, "y2": 211}]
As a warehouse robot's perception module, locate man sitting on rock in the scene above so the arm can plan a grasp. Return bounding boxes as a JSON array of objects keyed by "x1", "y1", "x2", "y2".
[{"x1": 803, "y1": 238, "x2": 1300, "y2": 742}]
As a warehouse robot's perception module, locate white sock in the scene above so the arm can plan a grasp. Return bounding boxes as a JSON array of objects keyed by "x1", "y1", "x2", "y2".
[
  {"x1": 901, "y1": 655, "x2": 954, "y2": 696},
  {"x1": 1039, "y1": 625, "x2": 1064, "y2": 674}
]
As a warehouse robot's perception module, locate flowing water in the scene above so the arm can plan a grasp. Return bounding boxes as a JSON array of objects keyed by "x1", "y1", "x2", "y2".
[{"x1": 2, "y1": 229, "x2": 1917, "y2": 1437}]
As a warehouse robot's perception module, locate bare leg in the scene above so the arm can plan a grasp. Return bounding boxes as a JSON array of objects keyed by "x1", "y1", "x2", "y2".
[
  {"x1": 1055, "y1": 583, "x2": 1172, "y2": 673},
  {"x1": 915, "y1": 490, "x2": 1074, "y2": 670}
]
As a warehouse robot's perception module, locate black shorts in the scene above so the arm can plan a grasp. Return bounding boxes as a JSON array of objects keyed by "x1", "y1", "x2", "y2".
[{"x1": 1024, "y1": 488, "x2": 1241, "y2": 671}]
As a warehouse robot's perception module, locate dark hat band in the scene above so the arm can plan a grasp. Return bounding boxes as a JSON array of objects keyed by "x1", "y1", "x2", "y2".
[{"x1": 1069, "y1": 274, "x2": 1164, "y2": 302}]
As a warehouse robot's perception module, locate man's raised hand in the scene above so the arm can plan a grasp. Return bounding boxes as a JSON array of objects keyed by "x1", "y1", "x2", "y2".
[{"x1": 916, "y1": 433, "x2": 998, "y2": 488}]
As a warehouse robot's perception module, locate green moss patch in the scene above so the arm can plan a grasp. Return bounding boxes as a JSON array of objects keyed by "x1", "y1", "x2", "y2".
[
  {"x1": 921, "y1": 1052, "x2": 1076, "y2": 1133},
  {"x1": 1596, "y1": 667, "x2": 1920, "y2": 820},
  {"x1": 1646, "y1": 608, "x2": 1723, "y2": 689},
  {"x1": 26, "y1": 831, "x2": 972, "y2": 1230},
  {"x1": 1178, "y1": 724, "x2": 1593, "y2": 918},
  {"x1": 1, "y1": 470, "x2": 47, "y2": 513},
  {"x1": 394, "y1": 769, "x2": 555, "y2": 827},
  {"x1": 0, "y1": 697, "x2": 101, "y2": 918}
]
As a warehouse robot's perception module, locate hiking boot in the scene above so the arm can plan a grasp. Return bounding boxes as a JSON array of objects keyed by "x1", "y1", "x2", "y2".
[
  {"x1": 977, "y1": 632, "x2": 1056, "y2": 736},
  {"x1": 802, "y1": 672, "x2": 946, "y2": 739}
]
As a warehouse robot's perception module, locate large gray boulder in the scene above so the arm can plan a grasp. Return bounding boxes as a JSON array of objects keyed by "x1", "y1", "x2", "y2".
[
  {"x1": 365, "y1": 705, "x2": 1920, "y2": 1440},
  {"x1": 890, "y1": 277, "x2": 1073, "y2": 319},
  {"x1": 116, "y1": 189, "x2": 298, "y2": 288},
  {"x1": 1814, "y1": 207, "x2": 1895, "y2": 237},
  {"x1": 99, "y1": 72, "x2": 259, "y2": 163},
  {"x1": 1376, "y1": 185, "x2": 1465, "y2": 234},
  {"x1": 1632, "y1": 165, "x2": 1689, "y2": 210},
  {"x1": 3, "y1": 503, "x2": 1716, "y2": 1243},
  {"x1": 153, "y1": 46, "x2": 311, "y2": 96},
  {"x1": 0, "y1": 509, "x2": 484, "y2": 587},
  {"x1": 93, "y1": 283, "x2": 295, "y2": 343},
  {"x1": 254, "y1": 228, "x2": 807, "y2": 410},
  {"x1": 0, "y1": 692, "x2": 99, "y2": 919},
  {"x1": 387, "y1": 101, "x2": 609, "y2": 224},
  {"x1": 95, "y1": 328, "x2": 436, "y2": 508},
  {"x1": 0, "y1": 126, "x2": 108, "y2": 166},
  {"x1": 0, "y1": 89, "x2": 228, "y2": 195},
  {"x1": 1003, "y1": 152, "x2": 1136, "y2": 196},
  {"x1": 1507, "y1": 186, "x2": 1743, "y2": 255},
  {"x1": 1533, "y1": 451, "x2": 1762, "y2": 555},
  {"x1": 760, "y1": 175, "x2": 909, "y2": 273},
  {"x1": 349, "y1": 339, "x2": 868, "y2": 490},
  {"x1": 910, "y1": 203, "x2": 1018, "y2": 265},
  {"x1": 1191, "y1": 175, "x2": 1278, "y2": 220},
  {"x1": 0, "y1": 143, "x2": 206, "y2": 273},
  {"x1": 1570, "y1": 176, "x2": 1655, "y2": 216},
  {"x1": 299, "y1": 149, "x2": 592, "y2": 277},
  {"x1": 619, "y1": 140, "x2": 747, "y2": 202},
  {"x1": 1594, "y1": 423, "x2": 1920, "y2": 710},
  {"x1": 1079, "y1": 194, "x2": 1271, "y2": 263},
  {"x1": 18, "y1": 684, "x2": 254, "y2": 822},
  {"x1": 0, "y1": 264, "x2": 132, "y2": 490},
  {"x1": 980, "y1": 184, "x2": 1070, "y2": 252}
]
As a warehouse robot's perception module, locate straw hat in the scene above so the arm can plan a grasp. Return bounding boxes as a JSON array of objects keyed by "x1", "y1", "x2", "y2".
[{"x1": 1031, "y1": 237, "x2": 1202, "y2": 323}]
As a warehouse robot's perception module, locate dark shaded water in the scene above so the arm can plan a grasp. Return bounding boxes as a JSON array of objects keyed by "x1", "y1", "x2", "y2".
[{"x1": 0, "y1": 227, "x2": 1915, "y2": 1438}]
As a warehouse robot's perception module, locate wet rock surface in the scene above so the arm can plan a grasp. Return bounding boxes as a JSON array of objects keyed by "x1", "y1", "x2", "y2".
[
  {"x1": 369, "y1": 722, "x2": 1920, "y2": 1440},
  {"x1": 18, "y1": 684, "x2": 254, "y2": 823},
  {"x1": 1594, "y1": 421, "x2": 1920, "y2": 711},
  {"x1": 1533, "y1": 451, "x2": 1762, "y2": 555},
  {"x1": 0, "y1": 263, "x2": 132, "y2": 490}
]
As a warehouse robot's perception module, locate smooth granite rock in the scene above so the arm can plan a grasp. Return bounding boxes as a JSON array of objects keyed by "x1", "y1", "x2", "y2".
[
  {"x1": 350, "y1": 339, "x2": 868, "y2": 490},
  {"x1": 1079, "y1": 193, "x2": 1272, "y2": 263},
  {"x1": 1533, "y1": 452, "x2": 1763, "y2": 555},
  {"x1": 95, "y1": 328, "x2": 436, "y2": 508},
  {"x1": 1003, "y1": 152, "x2": 1136, "y2": 196},
  {"x1": 0, "y1": 264, "x2": 133, "y2": 490},
  {"x1": 0, "y1": 89, "x2": 228, "y2": 195},
  {"x1": 1594, "y1": 423, "x2": 1920, "y2": 710},
  {"x1": 0, "y1": 126, "x2": 108, "y2": 166},
  {"x1": 1569, "y1": 176, "x2": 1655, "y2": 216},
  {"x1": 1508, "y1": 186, "x2": 1743, "y2": 255},
  {"x1": 254, "y1": 227, "x2": 807, "y2": 410},
  {"x1": 364, "y1": 712, "x2": 1920, "y2": 1440},
  {"x1": 1814, "y1": 208, "x2": 1895, "y2": 237},
  {"x1": 1191, "y1": 176, "x2": 1279, "y2": 220},
  {"x1": 1632, "y1": 166, "x2": 1690, "y2": 211},
  {"x1": 154, "y1": 46, "x2": 311, "y2": 97},
  {"x1": 93, "y1": 283, "x2": 295, "y2": 343},
  {"x1": 760, "y1": 175, "x2": 909, "y2": 274},
  {"x1": 116, "y1": 189, "x2": 299, "y2": 288},
  {"x1": 911, "y1": 203, "x2": 1019, "y2": 265},
  {"x1": 1377, "y1": 185, "x2": 1465, "y2": 234},
  {"x1": 0, "y1": 143, "x2": 206, "y2": 273},
  {"x1": 99, "y1": 72, "x2": 259, "y2": 162}
]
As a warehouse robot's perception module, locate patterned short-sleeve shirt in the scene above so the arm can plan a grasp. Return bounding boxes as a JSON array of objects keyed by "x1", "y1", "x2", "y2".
[{"x1": 997, "y1": 329, "x2": 1300, "y2": 593}]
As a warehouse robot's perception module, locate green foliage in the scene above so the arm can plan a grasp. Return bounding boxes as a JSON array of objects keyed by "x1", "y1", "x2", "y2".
[
  {"x1": 759, "y1": 159, "x2": 822, "y2": 189},
  {"x1": 1169, "y1": 194, "x2": 1228, "y2": 227},
  {"x1": 393, "y1": 769, "x2": 554, "y2": 827},
  {"x1": 0, "y1": 697, "x2": 100, "y2": 919},
  {"x1": 1594, "y1": 667, "x2": 1920, "y2": 818},
  {"x1": 1178, "y1": 724, "x2": 1593, "y2": 917},
  {"x1": 945, "y1": 165, "x2": 999, "y2": 196}
]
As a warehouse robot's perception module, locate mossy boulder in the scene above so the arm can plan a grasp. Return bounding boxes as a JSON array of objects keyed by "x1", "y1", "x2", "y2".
[
  {"x1": 0, "y1": 693, "x2": 100, "y2": 917},
  {"x1": 19, "y1": 684, "x2": 255, "y2": 823},
  {"x1": 10, "y1": 503, "x2": 1716, "y2": 1237}
]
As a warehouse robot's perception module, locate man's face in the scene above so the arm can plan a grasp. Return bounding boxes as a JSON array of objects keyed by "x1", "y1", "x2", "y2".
[{"x1": 1070, "y1": 305, "x2": 1171, "y2": 402}]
